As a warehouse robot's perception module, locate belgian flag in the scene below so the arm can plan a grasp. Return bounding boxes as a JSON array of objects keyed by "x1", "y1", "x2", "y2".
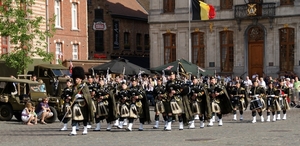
[{"x1": 192, "y1": 0, "x2": 216, "y2": 20}]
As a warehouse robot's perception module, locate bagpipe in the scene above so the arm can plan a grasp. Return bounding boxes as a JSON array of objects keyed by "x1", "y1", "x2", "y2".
[{"x1": 117, "y1": 89, "x2": 130, "y2": 118}]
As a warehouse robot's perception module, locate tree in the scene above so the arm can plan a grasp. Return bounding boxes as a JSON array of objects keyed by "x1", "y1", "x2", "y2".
[{"x1": 0, "y1": 0, "x2": 55, "y2": 74}]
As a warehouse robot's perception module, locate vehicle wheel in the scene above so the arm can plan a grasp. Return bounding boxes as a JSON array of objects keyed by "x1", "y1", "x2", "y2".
[
  {"x1": 0, "y1": 104, "x2": 13, "y2": 121},
  {"x1": 44, "y1": 106, "x2": 57, "y2": 123},
  {"x1": 14, "y1": 112, "x2": 22, "y2": 121}
]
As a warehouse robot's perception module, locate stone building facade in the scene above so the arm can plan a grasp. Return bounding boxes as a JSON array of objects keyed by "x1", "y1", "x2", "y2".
[{"x1": 149, "y1": 0, "x2": 300, "y2": 78}]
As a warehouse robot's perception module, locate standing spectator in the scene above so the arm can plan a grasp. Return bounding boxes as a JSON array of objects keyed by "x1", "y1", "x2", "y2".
[
  {"x1": 293, "y1": 77, "x2": 300, "y2": 103},
  {"x1": 258, "y1": 77, "x2": 266, "y2": 89},
  {"x1": 35, "y1": 97, "x2": 53, "y2": 124}
]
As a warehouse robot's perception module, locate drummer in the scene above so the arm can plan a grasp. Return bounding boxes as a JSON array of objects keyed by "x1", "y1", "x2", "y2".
[
  {"x1": 249, "y1": 80, "x2": 266, "y2": 123},
  {"x1": 265, "y1": 82, "x2": 279, "y2": 122}
]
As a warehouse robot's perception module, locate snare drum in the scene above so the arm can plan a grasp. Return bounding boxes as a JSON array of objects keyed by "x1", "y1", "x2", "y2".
[{"x1": 250, "y1": 99, "x2": 262, "y2": 110}]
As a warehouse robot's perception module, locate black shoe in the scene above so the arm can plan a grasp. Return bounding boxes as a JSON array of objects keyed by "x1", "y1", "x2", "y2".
[
  {"x1": 125, "y1": 128, "x2": 132, "y2": 131},
  {"x1": 68, "y1": 133, "x2": 76, "y2": 136},
  {"x1": 207, "y1": 125, "x2": 213, "y2": 127},
  {"x1": 82, "y1": 133, "x2": 87, "y2": 135},
  {"x1": 76, "y1": 129, "x2": 79, "y2": 131},
  {"x1": 93, "y1": 129, "x2": 100, "y2": 131},
  {"x1": 106, "y1": 129, "x2": 111, "y2": 131},
  {"x1": 138, "y1": 129, "x2": 143, "y2": 131},
  {"x1": 153, "y1": 126, "x2": 158, "y2": 129}
]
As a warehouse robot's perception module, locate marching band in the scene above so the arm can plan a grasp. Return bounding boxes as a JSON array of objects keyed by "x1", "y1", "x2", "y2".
[{"x1": 62, "y1": 66, "x2": 293, "y2": 136}]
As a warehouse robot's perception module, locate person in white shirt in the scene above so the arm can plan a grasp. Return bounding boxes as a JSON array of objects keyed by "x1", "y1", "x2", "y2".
[{"x1": 258, "y1": 77, "x2": 266, "y2": 89}]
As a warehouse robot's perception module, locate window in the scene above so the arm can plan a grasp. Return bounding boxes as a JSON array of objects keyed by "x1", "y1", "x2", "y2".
[
  {"x1": 220, "y1": 0, "x2": 233, "y2": 10},
  {"x1": 191, "y1": 32, "x2": 205, "y2": 68},
  {"x1": 72, "y1": 44, "x2": 79, "y2": 60},
  {"x1": 55, "y1": 0, "x2": 61, "y2": 28},
  {"x1": 163, "y1": 33, "x2": 176, "y2": 64},
  {"x1": 280, "y1": 0, "x2": 294, "y2": 5},
  {"x1": 71, "y1": 3, "x2": 78, "y2": 29},
  {"x1": 95, "y1": 30, "x2": 104, "y2": 52},
  {"x1": 55, "y1": 43, "x2": 62, "y2": 64},
  {"x1": 1, "y1": 36, "x2": 8, "y2": 54},
  {"x1": 163, "y1": 0, "x2": 175, "y2": 13},
  {"x1": 144, "y1": 34, "x2": 150, "y2": 51},
  {"x1": 124, "y1": 32, "x2": 130, "y2": 50},
  {"x1": 94, "y1": 9, "x2": 103, "y2": 21},
  {"x1": 220, "y1": 31, "x2": 234, "y2": 72},
  {"x1": 279, "y1": 27, "x2": 294, "y2": 72},
  {"x1": 136, "y1": 33, "x2": 142, "y2": 51}
]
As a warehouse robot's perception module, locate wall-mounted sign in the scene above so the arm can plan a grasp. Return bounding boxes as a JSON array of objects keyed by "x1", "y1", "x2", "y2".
[
  {"x1": 113, "y1": 20, "x2": 119, "y2": 49},
  {"x1": 93, "y1": 21, "x2": 107, "y2": 30},
  {"x1": 247, "y1": 4, "x2": 257, "y2": 16}
]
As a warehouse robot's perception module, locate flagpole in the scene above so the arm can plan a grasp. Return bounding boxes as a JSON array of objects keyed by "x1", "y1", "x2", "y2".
[{"x1": 188, "y1": 0, "x2": 192, "y2": 62}]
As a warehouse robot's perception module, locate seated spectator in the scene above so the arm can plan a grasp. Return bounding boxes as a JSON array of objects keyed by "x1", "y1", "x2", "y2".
[
  {"x1": 22, "y1": 102, "x2": 37, "y2": 125},
  {"x1": 35, "y1": 97, "x2": 53, "y2": 124},
  {"x1": 38, "y1": 79, "x2": 46, "y2": 92}
]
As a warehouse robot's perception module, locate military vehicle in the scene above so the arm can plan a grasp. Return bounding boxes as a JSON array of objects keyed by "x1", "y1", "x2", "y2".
[{"x1": 0, "y1": 77, "x2": 58, "y2": 123}]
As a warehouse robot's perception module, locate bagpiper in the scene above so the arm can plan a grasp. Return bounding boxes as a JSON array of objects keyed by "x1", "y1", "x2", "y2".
[
  {"x1": 265, "y1": 81, "x2": 279, "y2": 122},
  {"x1": 188, "y1": 75, "x2": 212, "y2": 129},
  {"x1": 206, "y1": 76, "x2": 232, "y2": 126},
  {"x1": 125, "y1": 77, "x2": 150, "y2": 131},
  {"x1": 69, "y1": 67, "x2": 95, "y2": 136},
  {"x1": 93, "y1": 77, "x2": 117, "y2": 131},
  {"x1": 152, "y1": 77, "x2": 167, "y2": 129},
  {"x1": 229, "y1": 82, "x2": 248, "y2": 121}
]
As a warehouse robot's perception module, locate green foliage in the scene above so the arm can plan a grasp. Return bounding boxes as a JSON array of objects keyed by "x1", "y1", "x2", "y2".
[{"x1": 0, "y1": 0, "x2": 55, "y2": 74}]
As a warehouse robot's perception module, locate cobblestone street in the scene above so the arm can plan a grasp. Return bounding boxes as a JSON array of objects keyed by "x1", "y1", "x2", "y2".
[{"x1": 1, "y1": 107, "x2": 300, "y2": 146}]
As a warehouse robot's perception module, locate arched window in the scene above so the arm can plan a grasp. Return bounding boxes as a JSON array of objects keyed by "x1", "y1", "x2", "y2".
[
  {"x1": 220, "y1": 31, "x2": 234, "y2": 72},
  {"x1": 191, "y1": 32, "x2": 205, "y2": 68},
  {"x1": 279, "y1": 27, "x2": 294, "y2": 72},
  {"x1": 163, "y1": 33, "x2": 176, "y2": 64}
]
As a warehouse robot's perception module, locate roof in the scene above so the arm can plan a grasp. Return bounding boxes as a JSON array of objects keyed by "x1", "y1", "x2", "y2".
[
  {"x1": 35, "y1": 64, "x2": 68, "y2": 70},
  {"x1": 107, "y1": 0, "x2": 148, "y2": 20},
  {"x1": 0, "y1": 77, "x2": 42, "y2": 84}
]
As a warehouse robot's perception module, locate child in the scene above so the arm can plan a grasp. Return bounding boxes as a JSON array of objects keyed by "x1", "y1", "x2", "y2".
[{"x1": 22, "y1": 102, "x2": 36, "y2": 125}]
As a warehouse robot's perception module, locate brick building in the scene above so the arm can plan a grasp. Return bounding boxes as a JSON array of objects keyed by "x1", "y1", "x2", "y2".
[
  {"x1": 87, "y1": 0, "x2": 150, "y2": 68},
  {"x1": 48, "y1": 0, "x2": 89, "y2": 64}
]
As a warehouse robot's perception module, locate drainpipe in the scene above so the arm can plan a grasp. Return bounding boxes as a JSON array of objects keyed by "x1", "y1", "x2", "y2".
[{"x1": 46, "y1": 0, "x2": 50, "y2": 54}]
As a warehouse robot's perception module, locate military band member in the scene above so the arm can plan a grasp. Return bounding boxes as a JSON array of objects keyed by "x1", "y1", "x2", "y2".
[
  {"x1": 86, "y1": 75, "x2": 97, "y2": 129},
  {"x1": 69, "y1": 67, "x2": 95, "y2": 136},
  {"x1": 265, "y1": 82, "x2": 279, "y2": 122},
  {"x1": 207, "y1": 77, "x2": 232, "y2": 126},
  {"x1": 276, "y1": 79, "x2": 291, "y2": 120},
  {"x1": 165, "y1": 71, "x2": 184, "y2": 130},
  {"x1": 125, "y1": 77, "x2": 150, "y2": 131},
  {"x1": 116, "y1": 82, "x2": 130, "y2": 129},
  {"x1": 153, "y1": 77, "x2": 167, "y2": 129},
  {"x1": 188, "y1": 75, "x2": 211, "y2": 129},
  {"x1": 229, "y1": 82, "x2": 248, "y2": 121},
  {"x1": 93, "y1": 78, "x2": 116, "y2": 131},
  {"x1": 249, "y1": 81, "x2": 266, "y2": 123},
  {"x1": 60, "y1": 79, "x2": 73, "y2": 131}
]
